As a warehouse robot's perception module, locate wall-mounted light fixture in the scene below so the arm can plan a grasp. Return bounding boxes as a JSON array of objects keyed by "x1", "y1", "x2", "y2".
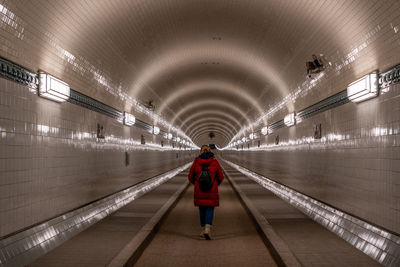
[
  {"x1": 347, "y1": 72, "x2": 378, "y2": 103},
  {"x1": 167, "y1": 133, "x2": 173, "y2": 140},
  {"x1": 38, "y1": 73, "x2": 70, "y2": 102},
  {"x1": 284, "y1": 113, "x2": 296, "y2": 127},
  {"x1": 123, "y1": 112, "x2": 136, "y2": 126},
  {"x1": 153, "y1": 126, "x2": 160, "y2": 135},
  {"x1": 261, "y1": 127, "x2": 268, "y2": 135}
]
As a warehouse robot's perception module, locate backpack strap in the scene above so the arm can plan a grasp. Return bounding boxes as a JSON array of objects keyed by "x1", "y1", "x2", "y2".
[
  {"x1": 215, "y1": 170, "x2": 220, "y2": 184},
  {"x1": 191, "y1": 158, "x2": 198, "y2": 183}
]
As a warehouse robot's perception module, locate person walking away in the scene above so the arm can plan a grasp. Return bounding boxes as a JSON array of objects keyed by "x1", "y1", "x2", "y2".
[{"x1": 188, "y1": 145, "x2": 224, "y2": 240}]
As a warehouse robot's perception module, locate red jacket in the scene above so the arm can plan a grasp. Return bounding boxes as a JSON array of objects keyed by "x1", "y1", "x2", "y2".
[{"x1": 188, "y1": 153, "x2": 224, "y2": 207}]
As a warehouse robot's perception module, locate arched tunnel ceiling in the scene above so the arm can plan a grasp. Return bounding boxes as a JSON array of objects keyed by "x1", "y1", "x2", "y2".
[{"x1": 11, "y1": 0, "x2": 395, "y2": 147}]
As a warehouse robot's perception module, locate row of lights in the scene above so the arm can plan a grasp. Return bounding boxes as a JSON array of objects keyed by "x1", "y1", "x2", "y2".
[
  {"x1": 38, "y1": 72, "x2": 193, "y2": 146},
  {"x1": 228, "y1": 111, "x2": 296, "y2": 147},
  {"x1": 226, "y1": 72, "x2": 378, "y2": 148}
]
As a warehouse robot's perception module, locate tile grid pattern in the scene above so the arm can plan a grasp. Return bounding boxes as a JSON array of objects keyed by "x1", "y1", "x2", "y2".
[
  {"x1": 221, "y1": 81, "x2": 400, "y2": 234},
  {"x1": 223, "y1": 159, "x2": 400, "y2": 266},
  {"x1": 0, "y1": 163, "x2": 190, "y2": 266},
  {"x1": 0, "y1": 1, "x2": 400, "y2": 146},
  {"x1": 0, "y1": 76, "x2": 196, "y2": 237}
]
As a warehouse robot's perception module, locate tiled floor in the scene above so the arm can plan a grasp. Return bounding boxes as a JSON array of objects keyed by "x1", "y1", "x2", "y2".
[
  {"x1": 221, "y1": 164, "x2": 381, "y2": 267},
  {"x1": 28, "y1": 173, "x2": 189, "y2": 267}
]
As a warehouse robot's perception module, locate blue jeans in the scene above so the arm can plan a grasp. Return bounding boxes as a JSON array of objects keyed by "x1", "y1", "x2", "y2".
[{"x1": 199, "y1": 206, "x2": 214, "y2": 227}]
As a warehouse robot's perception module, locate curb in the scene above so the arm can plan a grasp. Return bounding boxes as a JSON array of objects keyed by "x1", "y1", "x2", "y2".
[
  {"x1": 222, "y1": 166, "x2": 302, "y2": 267},
  {"x1": 107, "y1": 180, "x2": 190, "y2": 267}
]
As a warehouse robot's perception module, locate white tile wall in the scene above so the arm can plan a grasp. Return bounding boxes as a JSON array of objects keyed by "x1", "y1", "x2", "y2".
[
  {"x1": 0, "y1": 77, "x2": 196, "y2": 237},
  {"x1": 222, "y1": 81, "x2": 400, "y2": 234},
  {"x1": 0, "y1": 0, "x2": 399, "y2": 240}
]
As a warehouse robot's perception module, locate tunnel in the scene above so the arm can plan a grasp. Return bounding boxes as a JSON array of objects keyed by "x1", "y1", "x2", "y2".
[{"x1": 0, "y1": 0, "x2": 400, "y2": 266}]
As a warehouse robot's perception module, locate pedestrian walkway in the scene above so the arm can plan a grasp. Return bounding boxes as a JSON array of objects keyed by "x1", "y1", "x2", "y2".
[
  {"x1": 221, "y1": 163, "x2": 381, "y2": 267},
  {"x1": 134, "y1": 177, "x2": 277, "y2": 267},
  {"x1": 28, "y1": 172, "x2": 189, "y2": 267},
  {"x1": 27, "y1": 163, "x2": 381, "y2": 267}
]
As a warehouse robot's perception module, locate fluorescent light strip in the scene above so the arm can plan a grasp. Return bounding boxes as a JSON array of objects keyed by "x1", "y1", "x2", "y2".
[
  {"x1": 153, "y1": 126, "x2": 160, "y2": 135},
  {"x1": 261, "y1": 127, "x2": 268, "y2": 135},
  {"x1": 0, "y1": 163, "x2": 191, "y2": 266},
  {"x1": 347, "y1": 72, "x2": 378, "y2": 103},
  {"x1": 223, "y1": 159, "x2": 400, "y2": 266},
  {"x1": 284, "y1": 112, "x2": 295, "y2": 126},
  {"x1": 123, "y1": 112, "x2": 136, "y2": 126},
  {"x1": 39, "y1": 73, "x2": 70, "y2": 102}
]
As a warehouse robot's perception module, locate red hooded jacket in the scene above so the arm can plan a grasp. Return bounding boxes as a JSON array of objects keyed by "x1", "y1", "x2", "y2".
[{"x1": 188, "y1": 152, "x2": 224, "y2": 207}]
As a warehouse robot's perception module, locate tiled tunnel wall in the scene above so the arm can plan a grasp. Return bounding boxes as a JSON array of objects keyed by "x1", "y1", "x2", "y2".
[
  {"x1": 0, "y1": 77, "x2": 196, "y2": 237},
  {"x1": 221, "y1": 81, "x2": 400, "y2": 235},
  {"x1": 0, "y1": 0, "x2": 399, "y2": 243}
]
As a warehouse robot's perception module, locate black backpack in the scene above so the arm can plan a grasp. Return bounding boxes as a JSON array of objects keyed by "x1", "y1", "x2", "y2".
[{"x1": 198, "y1": 165, "x2": 213, "y2": 192}]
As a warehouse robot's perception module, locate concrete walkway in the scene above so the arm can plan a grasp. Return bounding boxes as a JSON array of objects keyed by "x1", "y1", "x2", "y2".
[{"x1": 135, "y1": 177, "x2": 277, "y2": 267}]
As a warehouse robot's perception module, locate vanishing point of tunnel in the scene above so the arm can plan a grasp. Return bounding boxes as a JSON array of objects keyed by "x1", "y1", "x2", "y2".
[{"x1": 0, "y1": 1, "x2": 400, "y2": 266}]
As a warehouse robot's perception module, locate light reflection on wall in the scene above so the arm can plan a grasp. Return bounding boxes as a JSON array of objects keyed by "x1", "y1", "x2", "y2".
[
  {"x1": 334, "y1": 25, "x2": 381, "y2": 73},
  {"x1": 229, "y1": 72, "x2": 326, "y2": 146},
  {"x1": 0, "y1": 2, "x2": 195, "y2": 147},
  {"x1": 228, "y1": 20, "x2": 384, "y2": 149},
  {"x1": 37, "y1": 124, "x2": 59, "y2": 135},
  {"x1": 0, "y1": 121, "x2": 195, "y2": 151},
  {"x1": 0, "y1": 3, "x2": 25, "y2": 40},
  {"x1": 224, "y1": 126, "x2": 395, "y2": 152},
  {"x1": 0, "y1": 162, "x2": 191, "y2": 266},
  {"x1": 51, "y1": 43, "x2": 194, "y2": 144},
  {"x1": 224, "y1": 159, "x2": 400, "y2": 266}
]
